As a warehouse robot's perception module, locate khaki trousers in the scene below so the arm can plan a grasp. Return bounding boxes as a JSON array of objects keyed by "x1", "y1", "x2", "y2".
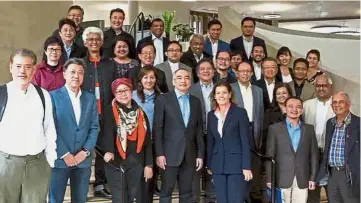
[
  {"x1": 0, "y1": 150, "x2": 51, "y2": 203},
  {"x1": 281, "y1": 177, "x2": 308, "y2": 203}
]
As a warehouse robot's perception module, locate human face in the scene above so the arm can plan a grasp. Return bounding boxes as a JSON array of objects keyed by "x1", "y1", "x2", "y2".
[
  {"x1": 293, "y1": 62, "x2": 308, "y2": 80},
  {"x1": 59, "y1": 24, "x2": 76, "y2": 43},
  {"x1": 114, "y1": 40, "x2": 129, "y2": 59},
  {"x1": 252, "y1": 46, "x2": 265, "y2": 62},
  {"x1": 151, "y1": 21, "x2": 164, "y2": 38},
  {"x1": 331, "y1": 93, "x2": 351, "y2": 117},
  {"x1": 275, "y1": 87, "x2": 290, "y2": 105},
  {"x1": 230, "y1": 54, "x2": 242, "y2": 70},
  {"x1": 141, "y1": 71, "x2": 156, "y2": 91},
  {"x1": 114, "y1": 84, "x2": 132, "y2": 106},
  {"x1": 67, "y1": 9, "x2": 83, "y2": 27},
  {"x1": 197, "y1": 62, "x2": 214, "y2": 83},
  {"x1": 110, "y1": 11, "x2": 125, "y2": 30},
  {"x1": 190, "y1": 37, "x2": 204, "y2": 55},
  {"x1": 84, "y1": 33, "x2": 103, "y2": 53},
  {"x1": 208, "y1": 24, "x2": 221, "y2": 41},
  {"x1": 10, "y1": 55, "x2": 36, "y2": 87},
  {"x1": 216, "y1": 52, "x2": 230, "y2": 71},
  {"x1": 237, "y1": 63, "x2": 252, "y2": 84},
  {"x1": 278, "y1": 52, "x2": 291, "y2": 66},
  {"x1": 214, "y1": 86, "x2": 231, "y2": 106},
  {"x1": 138, "y1": 45, "x2": 155, "y2": 66},
  {"x1": 166, "y1": 43, "x2": 182, "y2": 63},
  {"x1": 262, "y1": 61, "x2": 277, "y2": 80},
  {"x1": 285, "y1": 98, "x2": 303, "y2": 119},
  {"x1": 306, "y1": 53, "x2": 319, "y2": 69},
  {"x1": 241, "y1": 20, "x2": 255, "y2": 37},
  {"x1": 63, "y1": 63, "x2": 84, "y2": 89},
  {"x1": 173, "y1": 69, "x2": 191, "y2": 93},
  {"x1": 45, "y1": 43, "x2": 62, "y2": 62},
  {"x1": 315, "y1": 77, "x2": 332, "y2": 101}
]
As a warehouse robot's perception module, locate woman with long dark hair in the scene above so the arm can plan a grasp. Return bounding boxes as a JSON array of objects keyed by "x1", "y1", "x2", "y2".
[{"x1": 276, "y1": 46, "x2": 294, "y2": 83}]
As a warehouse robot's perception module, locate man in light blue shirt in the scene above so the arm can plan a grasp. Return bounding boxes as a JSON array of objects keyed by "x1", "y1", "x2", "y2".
[{"x1": 286, "y1": 118, "x2": 301, "y2": 152}]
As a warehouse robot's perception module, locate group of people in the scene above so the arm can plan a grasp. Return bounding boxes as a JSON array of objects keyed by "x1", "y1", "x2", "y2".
[{"x1": 0, "y1": 4, "x2": 359, "y2": 203}]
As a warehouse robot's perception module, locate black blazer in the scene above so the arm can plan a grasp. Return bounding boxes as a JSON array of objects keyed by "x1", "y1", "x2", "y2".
[
  {"x1": 229, "y1": 36, "x2": 268, "y2": 62},
  {"x1": 318, "y1": 114, "x2": 360, "y2": 197},
  {"x1": 276, "y1": 65, "x2": 294, "y2": 83},
  {"x1": 266, "y1": 121, "x2": 319, "y2": 189},
  {"x1": 261, "y1": 106, "x2": 285, "y2": 154},
  {"x1": 137, "y1": 35, "x2": 170, "y2": 62},
  {"x1": 102, "y1": 28, "x2": 136, "y2": 59},
  {"x1": 254, "y1": 78, "x2": 282, "y2": 111},
  {"x1": 153, "y1": 91, "x2": 204, "y2": 167},
  {"x1": 52, "y1": 27, "x2": 85, "y2": 49},
  {"x1": 128, "y1": 65, "x2": 169, "y2": 93},
  {"x1": 180, "y1": 49, "x2": 212, "y2": 83}
]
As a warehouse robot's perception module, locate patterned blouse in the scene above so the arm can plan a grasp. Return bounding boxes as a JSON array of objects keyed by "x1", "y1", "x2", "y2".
[{"x1": 112, "y1": 59, "x2": 139, "y2": 78}]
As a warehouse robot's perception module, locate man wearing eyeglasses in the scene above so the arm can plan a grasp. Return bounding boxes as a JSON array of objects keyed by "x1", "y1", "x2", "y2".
[
  {"x1": 156, "y1": 41, "x2": 192, "y2": 90},
  {"x1": 212, "y1": 51, "x2": 237, "y2": 83}
]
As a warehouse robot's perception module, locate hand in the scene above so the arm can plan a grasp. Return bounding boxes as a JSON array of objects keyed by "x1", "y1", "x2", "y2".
[
  {"x1": 243, "y1": 169, "x2": 253, "y2": 181},
  {"x1": 104, "y1": 152, "x2": 114, "y2": 163},
  {"x1": 74, "y1": 151, "x2": 87, "y2": 165},
  {"x1": 156, "y1": 156, "x2": 167, "y2": 170},
  {"x1": 207, "y1": 169, "x2": 212, "y2": 175},
  {"x1": 196, "y1": 158, "x2": 203, "y2": 171},
  {"x1": 144, "y1": 166, "x2": 153, "y2": 182},
  {"x1": 309, "y1": 181, "x2": 316, "y2": 190},
  {"x1": 266, "y1": 182, "x2": 271, "y2": 188},
  {"x1": 63, "y1": 154, "x2": 76, "y2": 167}
]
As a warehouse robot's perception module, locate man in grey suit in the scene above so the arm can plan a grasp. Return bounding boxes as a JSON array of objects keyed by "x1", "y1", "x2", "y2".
[
  {"x1": 288, "y1": 58, "x2": 315, "y2": 102},
  {"x1": 189, "y1": 58, "x2": 216, "y2": 203},
  {"x1": 230, "y1": 62, "x2": 264, "y2": 203},
  {"x1": 266, "y1": 96, "x2": 319, "y2": 203},
  {"x1": 156, "y1": 41, "x2": 192, "y2": 90}
]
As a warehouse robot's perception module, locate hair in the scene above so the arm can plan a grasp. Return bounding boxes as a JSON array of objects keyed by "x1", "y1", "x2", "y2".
[
  {"x1": 276, "y1": 46, "x2": 292, "y2": 58},
  {"x1": 215, "y1": 50, "x2": 230, "y2": 60},
  {"x1": 68, "y1": 5, "x2": 84, "y2": 16},
  {"x1": 173, "y1": 67, "x2": 192, "y2": 79},
  {"x1": 43, "y1": 36, "x2": 62, "y2": 51},
  {"x1": 285, "y1": 96, "x2": 303, "y2": 107},
  {"x1": 110, "y1": 8, "x2": 125, "y2": 18},
  {"x1": 315, "y1": 74, "x2": 333, "y2": 85},
  {"x1": 63, "y1": 58, "x2": 86, "y2": 71},
  {"x1": 261, "y1": 57, "x2": 278, "y2": 68},
  {"x1": 230, "y1": 51, "x2": 243, "y2": 59},
  {"x1": 211, "y1": 80, "x2": 235, "y2": 109},
  {"x1": 306, "y1": 49, "x2": 321, "y2": 61},
  {"x1": 167, "y1": 40, "x2": 182, "y2": 52},
  {"x1": 189, "y1": 34, "x2": 204, "y2": 43},
  {"x1": 136, "y1": 65, "x2": 161, "y2": 103},
  {"x1": 58, "y1": 18, "x2": 76, "y2": 31},
  {"x1": 82, "y1": 26, "x2": 104, "y2": 42},
  {"x1": 111, "y1": 35, "x2": 132, "y2": 57},
  {"x1": 207, "y1": 19, "x2": 222, "y2": 29},
  {"x1": 241, "y1": 17, "x2": 256, "y2": 26},
  {"x1": 151, "y1": 18, "x2": 164, "y2": 26},
  {"x1": 237, "y1": 61, "x2": 253, "y2": 72},
  {"x1": 333, "y1": 91, "x2": 351, "y2": 103},
  {"x1": 269, "y1": 83, "x2": 293, "y2": 110},
  {"x1": 293, "y1": 58, "x2": 309, "y2": 70},
  {"x1": 252, "y1": 44, "x2": 265, "y2": 53},
  {"x1": 196, "y1": 58, "x2": 215, "y2": 73},
  {"x1": 137, "y1": 41, "x2": 156, "y2": 55},
  {"x1": 10, "y1": 48, "x2": 37, "y2": 65}
]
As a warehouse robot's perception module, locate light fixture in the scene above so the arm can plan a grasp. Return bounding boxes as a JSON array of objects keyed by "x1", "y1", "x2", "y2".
[
  {"x1": 310, "y1": 25, "x2": 349, "y2": 33},
  {"x1": 250, "y1": 3, "x2": 297, "y2": 12},
  {"x1": 263, "y1": 14, "x2": 281, "y2": 19},
  {"x1": 181, "y1": 0, "x2": 197, "y2": 2},
  {"x1": 331, "y1": 31, "x2": 360, "y2": 36}
]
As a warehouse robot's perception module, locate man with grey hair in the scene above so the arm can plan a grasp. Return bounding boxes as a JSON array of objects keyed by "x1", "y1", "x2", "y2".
[
  {"x1": 0, "y1": 49, "x2": 57, "y2": 203},
  {"x1": 303, "y1": 74, "x2": 335, "y2": 203},
  {"x1": 81, "y1": 26, "x2": 115, "y2": 198},
  {"x1": 180, "y1": 34, "x2": 211, "y2": 83}
]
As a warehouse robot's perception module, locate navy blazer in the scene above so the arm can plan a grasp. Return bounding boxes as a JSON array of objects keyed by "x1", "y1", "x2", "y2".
[
  {"x1": 204, "y1": 37, "x2": 230, "y2": 58},
  {"x1": 229, "y1": 36, "x2": 267, "y2": 62},
  {"x1": 50, "y1": 86, "x2": 99, "y2": 168},
  {"x1": 207, "y1": 104, "x2": 251, "y2": 174}
]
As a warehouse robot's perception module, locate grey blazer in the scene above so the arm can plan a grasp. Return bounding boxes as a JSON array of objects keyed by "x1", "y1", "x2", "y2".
[
  {"x1": 230, "y1": 82, "x2": 264, "y2": 149},
  {"x1": 155, "y1": 61, "x2": 193, "y2": 91},
  {"x1": 288, "y1": 80, "x2": 315, "y2": 102},
  {"x1": 189, "y1": 82, "x2": 209, "y2": 134},
  {"x1": 266, "y1": 121, "x2": 319, "y2": 189}
]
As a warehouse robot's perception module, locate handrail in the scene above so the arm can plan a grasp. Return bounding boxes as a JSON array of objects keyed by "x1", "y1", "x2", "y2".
[{"x1": 129, "y1": 12, "x2": 147, "y2": 42}]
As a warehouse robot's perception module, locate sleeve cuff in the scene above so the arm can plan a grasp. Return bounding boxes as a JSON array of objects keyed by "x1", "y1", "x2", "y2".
[{"x1": 60, "y1": 152, "x2": 70, "y2": 159}]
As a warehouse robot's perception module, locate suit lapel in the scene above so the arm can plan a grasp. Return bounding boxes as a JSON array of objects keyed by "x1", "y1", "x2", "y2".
[
  {"x1": 346, "y1": 114, "x2": 357, "y2": 157},
  {"x1": 309, "y1": 99, "x2": 317, "y2": 126},
  {"x1": 60, "y1": 87, "x2": 77, "y2": 125},
  {"x1": 171, "y1": 91, "x2": 185, "y2": 127},
  {"x1": 251, "y1": 86, "x2": 258, "y2": 118},
  {"x1": 297, "y1": 124, "x2": 307, "y2": 154},
  {"x1": 195, "y1": 83, "x2": 206, "y2": 113},
  {"x1": 164, "y1": 62, "x2": 173, "y2": 87},
  {"x1": 281, "y1": 122, "x2": 296, "y2": 154},
  {"x1": 222, "y1": 105, "x2": 235, "y2": 135},
  {"x1": 78, "y1": 93, "x2": 88, "y2": 127},
  {"x1": 232, "y1": 83, "x2": 244, "y2": 108}
]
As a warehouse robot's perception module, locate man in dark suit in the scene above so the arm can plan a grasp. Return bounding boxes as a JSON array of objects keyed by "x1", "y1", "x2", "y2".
[
  {"x1": 212, "y1": 51, "x2": 237, "y2": 83},
  {"x1": 266, "y1": 96, "x2": 318, "y2": 203},
  {"x1": 189, "y1": 58, "x2": 216, "y2": 203},
  {"x1": 254, "y1": 57, "x2": 281, "y2": 111},
  {"x1": 317, "y1": 92, "x2": 360, "y2": 203},
  {"x1": 250, "y1": 45, "x2": 266, "y2": 83},
  {"x1": 230, "y1": 17, "x2": 267, "y2": 62},
  {"x1": 137, "y1": 18, "x2": 169, "y2": 65},
  {"x1": 180, "y1": 34, "x2": 211, "y2": 83},
  {"x1": 204, "y1": 19, "x2": 230, "y2": 59},
  {"x1": 103, "y1": 8, "x2": 136, "y2": 59},
  {"x1": 153, "y1": 67, "x2": 205, "y2": 203},
  {"x1": 288, "y1": 58, "x2": 315, "y2": 102}
]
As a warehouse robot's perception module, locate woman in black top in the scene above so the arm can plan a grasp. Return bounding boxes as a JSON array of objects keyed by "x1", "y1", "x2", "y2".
[
  {"x1": 111, "y1": 36, "x2": 139, "y2": 78},
  {"x1": 276, "y1": 46, "x2": 294, "y2": 83},
  {"x1": 306, "y1": 49, "x2": 325, "y2": 85}
]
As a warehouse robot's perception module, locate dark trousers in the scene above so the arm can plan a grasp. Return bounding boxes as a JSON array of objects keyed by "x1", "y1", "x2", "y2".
[
  {"x1": 327, "y1": 168, "x2": 359, "y2": 203},
  {"x1": 247, "y1": 153, "x2": 265, "y2": 203},
  {"x1": 136, "y1": 166, "x2": 156, "y2": 203},
  {"x1": 204, "y1": 171, "x2": 217, "y2": 202},
  {"x1": 94, "y1": 141, "x2": 107, "y2": 191},
  {"x1": 307, "y1": 185, "x2": 328, "y2": 203},
  {"x1": 49, "y1": 167, "x2": 91, "y2": 203},
  {"x1": 192, "y1": 169, "x2": 201, "y2": 202},
  {"x1": 213, "y1": 173, "x2": 246, "y2": 203},
  {"x1": 159, "y1": 159, "x2": 195, "y2": 203}
]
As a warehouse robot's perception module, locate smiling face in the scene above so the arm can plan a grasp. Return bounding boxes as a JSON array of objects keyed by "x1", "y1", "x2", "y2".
[
  {"x1": 45, "y1": 43, "x2": 62, "y2": 62},
  {"x1": 67, "y1": 8, "x2": 83, "y2": 27},
  {"x1": 285, "y1": 98, "x2": 303, "y2": 119},
  {"x1": 262, "y1": 60, "x2": 278, "y2": 80},
  {"x1": 84, "y1": 32, "x2": 103, "y2": 53},
  {"x1": 10, "y1": 55, "x2": 36, "y2": 87},
  {"x1": 208, "y1": 24, "x2": 222, "y2": 41},
  {"x1": 331, "y1": 92, "x2": 351, "y2": 117},
  {"x1": 315, "y1": 76, "x2": 332, "y2": 101},
  {"x1": 151, "y1": 20, "x2": 164, "y2": 38},
  {"x1": 110, "y1": 11, "x2": 125, "y2": 30},
  {"x1": 275, "y1": 87, "x2": 290, "y2": 105},
  {"x1": 306, "y1": 53, "x2": 319, "y2": 69},
  {"x1": 138, "y1": 45, "x2": 155, "y2": 66},
  {"x1": 173, "y1": 69, "x2": 191, "y2": 93},
  {"x1": 190, "y1": 37, "x2": 204, "y2": 55},
  {"x1": 216, "y1": 52, "x2": 230, "y2": 71},
  {"x1": 114, "y1": 40, "x2": 129, "y2": 59},
  {"x1": 166, "y1": 43, "x2": 182, "y2": 63},
  {"x1": 59, "y1": 24, "x2": 76, "y2": 43},
  {"x1": 197, "y1": 61, "x2": 214, "y2": 83},
  {"x1": 141, "y1": 71, "x2": 156, "y2": 91},
  {"x1": 252, "y1": 46, "x2": 265, "y2": 63},
  {"x1": 293, "y1": 61, "x2": 308, "y2": 80},
  {"x1": 237, "y1": 62, "x2": 253, "y2": 84},
  {"x1": 214, "y1": 85, "x2": 231, "y2": 106},
  {"x1": 278, "y1": 52, "x2": 291, "y2": 66},
  {"x1": 63, "y1": 63, "x2": 84, "y2": 89},
  {"x1": 114, "y1": 84, "x2": 132, "y2": 106}
]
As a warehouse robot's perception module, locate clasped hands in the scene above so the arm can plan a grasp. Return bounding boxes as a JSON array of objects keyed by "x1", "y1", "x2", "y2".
[{"x1": 63, "y1": 151, "x2": 87, "y2": 167}]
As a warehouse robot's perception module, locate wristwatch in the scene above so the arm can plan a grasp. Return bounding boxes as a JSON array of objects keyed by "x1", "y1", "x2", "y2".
[{"x1": 82, "y1": 148, "x2": 91, "y2": 157}]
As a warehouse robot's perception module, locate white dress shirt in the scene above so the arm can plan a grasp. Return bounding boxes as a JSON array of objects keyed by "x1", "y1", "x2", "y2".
[
  {"x1": 65, "y1": 85, "x2": 82, "y2": 126},
  {"x1": 210, "y1": 37, "x2": 218, "y2": 59},
  {"x1": 315, "y1": 98, "x2": 333, "y2": 148},
  {"x1": 253, "y1": 61, "x2": 262, "y2": 80},
  {"x1": 152, "y1": 34, "x2": 164, "y2": 65},
  {"x1": 194, "y1": 53, "x2": 204, "y2": 63},
  {"x1": 265, "y1": 79, "x2": 275, "y2": 102},
  {"x1": 243, "y1": 36, "x2": 254, "y2": 59},
  {"x1": 282, "y1": 74, "x2": 293, "y2": 83},
  {"x1": 200, "y1": 81, "x2": 213, "y2": 115},
  {"x1": 214, "y1": 106, "x2": 230, "y2": 138},
  {"x1": 168, "y1": 61, "x2": 179, "y2": 75},
  {"x1": 239, "y1": 83, "x2": 253, "y2": 122},
  {"x1": 0, "y1": 81, "x2": 57, "y2": 167}
]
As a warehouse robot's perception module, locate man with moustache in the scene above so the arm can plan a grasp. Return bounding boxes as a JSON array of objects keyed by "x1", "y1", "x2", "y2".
[
  {"x1": 250, "y1": 45, "x2": 266, "y2": 83},
  {"x1": 288, "y1": 58, "x2": 315, "y2": 101},
  {"x1": 213, "y1": 51, "x2": 237, "y2": 83}
]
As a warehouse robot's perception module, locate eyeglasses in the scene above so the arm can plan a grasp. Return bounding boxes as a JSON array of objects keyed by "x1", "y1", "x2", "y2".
[
  {"x1": 86, "y1": 38, "x2": 101, "y2": 42},
  {"x1": 68, "y1": 14, "x2": 82, "y2": 18},
  {"x1": 238, "y1": 70, "x2": 252, "y2": 74},
  {"x1": 217, "y1": 57, "x2": 230, "y2": 62},
  {"x1": 115, "y1": 89, "x2": 130, "y2": 95},
  {"x1": 315, "y1": 84, "x2": 329, "y2": 88},
  {"x1": 167, "y1": 49, "x2": 181, "y2": 53},
  {"x1": 47, "y1": 48, "x2": 61, "y2": 53},
  {"x1": 141, "y1": 52, "x2": 155, "y2": 56}
]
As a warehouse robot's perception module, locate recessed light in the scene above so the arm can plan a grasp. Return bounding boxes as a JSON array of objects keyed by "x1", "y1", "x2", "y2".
[
  {"x1": 332, "y1": 31, "x2": 360, "y2": 36},
  {"x1": 250, "y1": 3, "x2": 297, "y2": 12},
  {"x1": 263, "y1": 14, "x2": 281, "y2": 19},
  {"x1": 310, "y1": 25, "x2": 349, "y2": 33}
]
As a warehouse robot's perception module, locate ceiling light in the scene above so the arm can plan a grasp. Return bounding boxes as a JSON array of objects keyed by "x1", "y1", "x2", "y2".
[
  {"x1": 310, "y1": 25, "x2": 349, "y2": 33},
  {"x1": 331, "y1": 31, "x2": 360, "y2": 36},
  {"x1": 263, "y1": 14, "x2": 281, "y2": 19},
  {"x1": 181, "y1": 0, "x2": 197, "y2": 2},
  {"x1": 250, "y1": 3, "x2": 297, "y2": 12}
]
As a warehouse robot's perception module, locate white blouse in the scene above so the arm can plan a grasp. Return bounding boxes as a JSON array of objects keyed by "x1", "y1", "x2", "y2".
[
  {"x1": 214, "y1": 107, "x2": 230, "y2": 138},
  {"x1": 282, "y1": 74, "x2": 293, "y2": 83}
]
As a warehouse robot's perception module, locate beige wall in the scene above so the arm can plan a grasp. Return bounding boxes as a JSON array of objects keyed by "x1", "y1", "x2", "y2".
[{"x1": 0, "y1": 1, "x2": 71, "y2": 84}]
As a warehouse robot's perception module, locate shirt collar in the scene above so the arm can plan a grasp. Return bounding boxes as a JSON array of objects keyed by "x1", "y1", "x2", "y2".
[
  {"x1": 65, "y1": 84, "x2": 82, "y2": 99},
  {"x1": 239, "y1": 82, "x2": 251, "y2": 89},
  {"x1": 63, "y1": 42, "x2": 73, "y2": 49},
  {"x1": 193, "y1": 53, "x2": 204, "y2": 60},
  {"x1": 152, "y1": 34, "x2": 163, "y2": 40},
  {"x1": 286, "y1": 118, "x2": 301, "y2": 129},
  {"x1": 331, "y1": 112, "x2": 352, "y2": 126},
  {"x1": 7, "y1": 81, "x2": 33, "y2": 94},
  {"x1": 200, "y1": 81, "x2": 213, "y2": 89},
  {"x1": 208, "y1": 36, "x2": 218, "y2": 44},
  {"x1": 243, "y1": 36, "x2": 254, "y2": 42},
  {"x1": 317, "y1": 97, "x2": 332, "y2": 106},
  {"x1": 264, "y1": 78, "x2": 275, "y2": 85},
  {"x1": 168, "y1": 61, "x2": 179, "y2": 66},
  {"x1": 174, "y1": 89, "x2": 189, "y2": 99}
]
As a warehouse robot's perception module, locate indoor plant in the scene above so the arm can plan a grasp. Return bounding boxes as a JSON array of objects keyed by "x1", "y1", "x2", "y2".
[
  {"x1": 162, "y1": 10, "x2": 175, "y2": 39},
  {"x1": 172, "y1": 23, "x2": 194, "y2": 42}
]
